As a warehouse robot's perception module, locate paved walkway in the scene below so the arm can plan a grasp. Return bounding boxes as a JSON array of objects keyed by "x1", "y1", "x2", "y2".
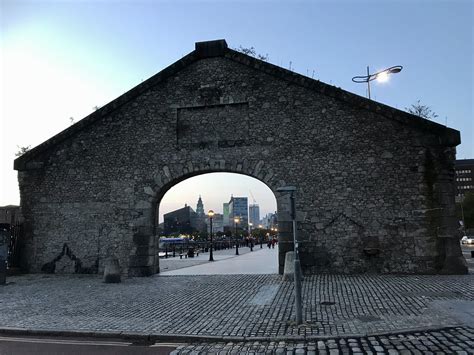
[
  {"x1": 159, "y1": 244, "x2": 258, "y2": 273},
  {"x1": 161, "y1": 246, "x2": 278, "y2": 275}
]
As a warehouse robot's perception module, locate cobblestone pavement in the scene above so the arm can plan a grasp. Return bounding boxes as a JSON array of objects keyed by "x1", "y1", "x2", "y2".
[
  {"x1": 1, "y1": 268, "x2": 473, "y2": 341},
  {"x1": 169, "y1": 327, "x2": 474, "y2": 354}
]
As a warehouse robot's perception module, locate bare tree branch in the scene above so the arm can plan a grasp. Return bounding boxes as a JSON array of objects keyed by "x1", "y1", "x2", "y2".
[
  {"x1": 405, "y1": 100, "x2": 439, "y2": 120},
  {"x1": 236, "y1": 46, "x2": 269, "y2": 62},
  {"x1": 15, "y1": 145, "x2": 31, "y2": 157}
]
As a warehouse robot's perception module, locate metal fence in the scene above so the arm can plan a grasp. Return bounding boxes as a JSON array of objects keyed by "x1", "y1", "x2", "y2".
[
  {"x1": 3, "y1": 222, "x2": 23, "y2": 268},
  {"x1": 159, "y1": 238, "x2": 264, "y2": 258}
]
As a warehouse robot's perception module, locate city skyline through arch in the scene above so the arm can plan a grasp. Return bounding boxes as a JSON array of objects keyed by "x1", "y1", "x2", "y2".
[{"x1": 158, "y1": 172, "x2": 277, "y2": 224}]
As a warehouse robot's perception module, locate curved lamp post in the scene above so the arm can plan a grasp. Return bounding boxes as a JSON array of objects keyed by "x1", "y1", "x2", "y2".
[
  {"x1": 352, "y1": 65, "x2": 403, "y2": 100},
  {"x1": 234, "y1": 216, "x2": 240, "y2": 255},
  {"x1": 208, "y1": 210, "x2": 214, "y2": 261}
]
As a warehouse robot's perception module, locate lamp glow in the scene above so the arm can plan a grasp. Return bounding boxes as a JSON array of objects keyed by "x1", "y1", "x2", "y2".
[{"x1": 376, "y1": 71, "x2": 389, "y2": 83}]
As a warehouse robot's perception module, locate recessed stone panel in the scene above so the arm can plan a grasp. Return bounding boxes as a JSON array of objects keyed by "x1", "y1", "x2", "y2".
[{"x1": 177, "y1": 102, "x2": 249, "y2": 149}]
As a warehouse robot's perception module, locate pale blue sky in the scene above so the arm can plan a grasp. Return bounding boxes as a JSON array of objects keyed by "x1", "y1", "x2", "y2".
[{"x1": 1, "y1": 0, "x2": 473, "y2": 219}]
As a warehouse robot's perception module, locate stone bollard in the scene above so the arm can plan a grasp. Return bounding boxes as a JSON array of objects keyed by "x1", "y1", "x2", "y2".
[
  {"x1": 103, "y1": 256, "x2": 121, "y2": 283},
  {"x1": 282, "y1": 251, "x2": 295, "y2": 281}
]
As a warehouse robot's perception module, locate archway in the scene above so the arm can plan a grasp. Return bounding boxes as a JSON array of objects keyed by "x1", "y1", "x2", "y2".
[{"x1": 152, "y1": 172, "x2": 282, "y2": 274}]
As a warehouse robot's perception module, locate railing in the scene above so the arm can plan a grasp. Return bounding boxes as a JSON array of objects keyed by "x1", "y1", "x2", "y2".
[
  {"x1": 0, "y1": 222, "x2": 23, "y2": 269},
  {"x1": 7, "y1": 222, "x2": 23, "y2": 268},
  {"x1": 159, "y1": 239, "x2": 252, "y2": 258}
]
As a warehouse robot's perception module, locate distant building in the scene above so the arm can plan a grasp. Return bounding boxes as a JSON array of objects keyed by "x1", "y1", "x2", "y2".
[
  {"x1": 222, "y1": 202, "x2": 230, "y2": 227},
  {"x1": 196, "y1": 195, "x2": 205, "y2": 217},
  {"x1": 163, "y1": 205, "x2": 196, "y2": 235},
  {"x1": 262, "y1": 212, "x2": 277, "y2": 230},
  {"x1": 249, "y1": 204, "x2": 260, "y2": 227},
  {"x1": 455, "y1": 159, "x2": 474, "y2": 201},
  {"x1": 229, "y1": 196, "x2": 248, "y2": 229},
  {"x1": 0, "y1": 205, "x2": 22, "y2": 225},
  {"x1": 207, "y1": 213, "x2": 224, "y2": 233},
  {"x1": 194, "y1": 196, "x2": 207, "y2": 233}
]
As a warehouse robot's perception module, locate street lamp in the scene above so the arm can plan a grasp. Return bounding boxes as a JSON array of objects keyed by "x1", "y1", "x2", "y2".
[
  {"x1": 352, "y1": 65, "x2": 403, "y2": 100},
  {"x1": 249, "y1": 222, "x2": 254, "y2": 252},
  {"x1": 208, "y1": 210, "x2": 215, "y2": 262},
  {"x1": 276, "y1": 185, "x2": 303, "y2": 325},
  {"x1": 234, "y1": 216, "x2": 240, "y2": 255}
]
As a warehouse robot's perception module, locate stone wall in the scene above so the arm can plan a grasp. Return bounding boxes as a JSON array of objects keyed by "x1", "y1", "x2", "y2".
[{"x1": 15, "y1": 40, "x2": 467, "y2": 276}]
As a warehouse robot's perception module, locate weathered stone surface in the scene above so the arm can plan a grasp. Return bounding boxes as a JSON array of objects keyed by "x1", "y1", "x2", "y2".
[{"x1": 14, "y1": 39, "x2": 466, "y2": 275}]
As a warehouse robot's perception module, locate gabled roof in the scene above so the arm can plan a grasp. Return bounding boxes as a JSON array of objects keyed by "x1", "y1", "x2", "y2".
[{"x1": 14, "y1": 39, "x2": 460, "y2": 170}]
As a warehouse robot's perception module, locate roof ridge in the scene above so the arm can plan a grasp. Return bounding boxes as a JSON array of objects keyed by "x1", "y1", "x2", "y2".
[
  {"x1": 224, "y1": 47, "x2": 459, "y2": 141},
  {"x1": 14, "y1": 39, "x2": 460, "y2": 170}
]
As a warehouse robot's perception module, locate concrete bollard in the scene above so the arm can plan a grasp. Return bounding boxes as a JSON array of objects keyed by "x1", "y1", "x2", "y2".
[
  {"x1": 103, "y1": 256, "x2": 121, "y2": 283},
  {"x1": 282, "y1": 251, "x2": 295, "y2": 281}
]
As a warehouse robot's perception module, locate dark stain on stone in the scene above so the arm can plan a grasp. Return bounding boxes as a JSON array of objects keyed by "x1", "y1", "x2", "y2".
[{"x1": 41, "y1": 243, "x2": 98, "y2": 274}]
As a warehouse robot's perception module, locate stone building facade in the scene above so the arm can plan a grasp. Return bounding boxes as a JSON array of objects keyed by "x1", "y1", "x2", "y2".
[{"x1": 14, "y1": 40, "x2": 467, "y2": 276}]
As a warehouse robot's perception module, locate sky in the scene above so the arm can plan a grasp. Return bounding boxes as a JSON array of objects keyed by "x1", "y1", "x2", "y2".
[{"x1": 1, "y1": 0, "x2": 473, "y2": 220}]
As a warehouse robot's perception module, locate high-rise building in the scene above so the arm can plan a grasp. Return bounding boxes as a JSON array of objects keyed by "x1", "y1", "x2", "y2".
[
  {"x1": 207, "y1": 213, "x2": 224, "y2": 233},
  {"x1": 249, "y1": 204, "x2": 260, "y2": 227},
  {"x1": 223, "y1": 202, "x2": 230, "y2": 227},
  {"x1": 455, "y1": 159, "x2": 474, "y2": 202},
  {"x1": 229, "y1": 196, "x2": 248, "y2": 229}
]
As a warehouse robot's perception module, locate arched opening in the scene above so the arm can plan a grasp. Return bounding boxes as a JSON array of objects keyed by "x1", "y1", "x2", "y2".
[{"x1": 153, "y1": 172, "x2": 279, "y2": 275}]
